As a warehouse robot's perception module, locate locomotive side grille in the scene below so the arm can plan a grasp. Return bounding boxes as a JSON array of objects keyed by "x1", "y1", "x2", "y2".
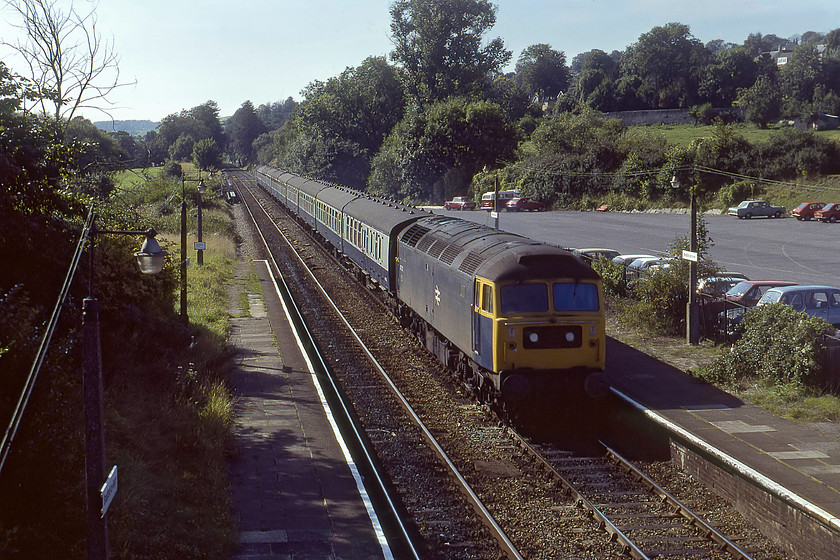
[
  {"x1": 427, "y1": 239, "x2": 448, "y2": 259},
  {"x1": 402, "y1": 224, "x2": 430, "y2": 247},
  {"x1": 522, "y1": 326, "x2": 582, "y2": 349},
  {"x1": 440, "y1": 244, "x2": 462, "y2": 265},
  {"x1": 459, "y1": 251, "x2": 486, "y2": 275}
]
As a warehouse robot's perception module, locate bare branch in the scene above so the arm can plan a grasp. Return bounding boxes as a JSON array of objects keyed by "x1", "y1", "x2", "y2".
[{"x1": 1, "y1": 0, "x2": 136, "y2": 122}]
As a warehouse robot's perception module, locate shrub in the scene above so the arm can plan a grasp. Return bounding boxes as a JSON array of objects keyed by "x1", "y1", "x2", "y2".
[
  {"x1": 698, "y1": 303, "x2": 834, "y2": 388},
  {"x1": 163, "y1": 160, "x2": 183, "y2": 178}
]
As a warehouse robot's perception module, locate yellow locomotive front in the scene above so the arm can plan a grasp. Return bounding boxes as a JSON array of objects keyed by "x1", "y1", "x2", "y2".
[{"x1": 474, "y1": 274, "x2": 606, "y2": 402}]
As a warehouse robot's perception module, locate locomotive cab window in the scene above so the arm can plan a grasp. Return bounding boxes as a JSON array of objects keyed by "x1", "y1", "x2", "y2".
[
  {"x1": 553, "y1": 282, "x2": 599, "y2": 311},
  {"x1": 500, "y1": 283, "x2": 549, "y2": 313},
  {"x1": 477, "y1": 283, "x2": 493, "y2": 313}
]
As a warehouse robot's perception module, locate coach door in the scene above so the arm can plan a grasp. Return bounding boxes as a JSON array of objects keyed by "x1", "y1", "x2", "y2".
[{"x1": 473, "y1": 279, "x2": 494, "y2": 365}]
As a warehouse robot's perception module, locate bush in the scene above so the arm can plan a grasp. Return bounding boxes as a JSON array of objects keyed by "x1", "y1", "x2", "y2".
[
  {"x1": 163, "y1": 160, "x2": 183, "y2": 178},
  {"x1": 698, "y1": 303, "x2": 834, "y2": 388}
]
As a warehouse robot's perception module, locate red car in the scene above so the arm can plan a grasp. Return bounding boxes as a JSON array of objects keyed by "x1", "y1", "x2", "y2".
[
  {"x1": 506, "y1": 197, "x2": 545, "y2": 211},
  {"x1": 815, "y1": 203, "x2": 840, "y2": 223},
  {"x1": 444, "y1": 196, "x2": 476, "y2": 210},
  {"x1": 792, "y1": 201, "x2": 825, "y2": 220}
]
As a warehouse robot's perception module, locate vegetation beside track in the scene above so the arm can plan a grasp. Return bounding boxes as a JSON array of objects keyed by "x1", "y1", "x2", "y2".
[{"x1": 1, "y1": 166, "x2": 239, "y2": 559}]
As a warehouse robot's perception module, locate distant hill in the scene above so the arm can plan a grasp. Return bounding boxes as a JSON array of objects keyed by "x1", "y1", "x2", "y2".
[{"x1": 93, "y1": 119, "x2": 158, "y2": 136}]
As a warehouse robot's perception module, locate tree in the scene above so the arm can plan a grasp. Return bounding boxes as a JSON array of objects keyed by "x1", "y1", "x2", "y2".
[
  {"x1": 256, "y1": 97, "x2": 297, "y2": 130},
  {"x1": 736, "y1": 75, "x2": 781, "y2": 128},
  {"x1": 389, "y1": 0, "x2": 511, "y2": 103},
  {"x1": 227, "y1": 100, "x2": 266, "y2": 165},
  {"x1": 620, "y1": 23, "x2": 712, "y2": 109},
  {"x1": 271, "y1": 56, "x2": 405, "y2": 189},
  {"x1": 368, "y1": 97, "x2": 517, "y2": 201},
  {"x1": 698, "y1": 46, "x2": 760, "y2": 107},
  {"x1": 192, "y1": 138, "x2": 222, "y2": 171},
  {"x1": 156, "y1": 101, "x2": 224, "y2": 162},
  {"x1": 576, "y1": 49, "x2": 620, "y2": 110},
  {"x1": 1, "y1": 0, "x2": 132, "y2": 122},
  {"x1": 515, "y1": 44, "x2": 570, "y2": 101}
]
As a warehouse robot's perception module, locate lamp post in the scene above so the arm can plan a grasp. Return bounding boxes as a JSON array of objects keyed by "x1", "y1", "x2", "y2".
[
  {"x1": 179, "y1": 173, "x2": 207, "y2": 322},
  {"x1": 84, "y1": 218, "x2": 166, "y2": 560},
  {"x1": 671, "y1": 175, "x2": 700, "y2": 345},
  {"x1": 197, "y1": 179, "x2": 206, "y2": 266}
]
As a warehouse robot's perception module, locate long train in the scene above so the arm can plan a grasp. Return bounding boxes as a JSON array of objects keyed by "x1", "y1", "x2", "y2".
[{"x1": 252, "y1": 165, "x2": 606, "y2": 406}]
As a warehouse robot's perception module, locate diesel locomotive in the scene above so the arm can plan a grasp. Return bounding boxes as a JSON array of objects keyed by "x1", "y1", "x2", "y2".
[{"x1": 252, "y1": 165, "x2": 606, "y2": 406}]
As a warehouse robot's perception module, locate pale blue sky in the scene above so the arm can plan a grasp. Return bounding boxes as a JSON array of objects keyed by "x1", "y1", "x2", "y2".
[{"x1": 2, "y1": 0, "x2": 839, "y2": 122}]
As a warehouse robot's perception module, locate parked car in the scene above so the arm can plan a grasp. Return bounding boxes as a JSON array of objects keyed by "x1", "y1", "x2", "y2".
[
  {"x1": 626, "y1": 257, "x2": 669, "y2": 280},
  {"x1": 444, "y1": 196, "x2": 476, "y2": 210},
  {"x1": 573, "y1": 248, "x2": 621, "y2": 265},
  {"x1": 792, "y1": 202, "x2": 826, "y2": 220},
  {"x1": 724, "y1": 280, "x2": 799, "y2": 307},
  {"x1": 506, "y1": 197, "x2": 546, "y2": 211},
  {"x1": 611, "y1": 254, "x2": 658, "y2": 267},
  {"x1": 710, "y1": 280, "x2": 799, "y2": 335},
  {"x1": 815, "y1": 203, "x2": 840, "y2": 223},
  {"x1": 696, "y1": 274, "x2": 749, "y2": 297},
  {"x1": 480, "y1": 189, "x2": 520, "y2": 210},
  {"x1": 757, "y1": 285, "x2": 840, "y2": 326},
  {"x1": 727, "y1": 200, "x2": 785, "y2": 219}
]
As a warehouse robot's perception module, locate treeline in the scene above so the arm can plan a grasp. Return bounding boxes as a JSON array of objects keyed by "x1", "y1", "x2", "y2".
[
  {"x1": 35, "y1": 1, "x2": 840, "y2": 207},
  {"x1": 243, "y1": 3, "x2": 840, "y2": 205}
]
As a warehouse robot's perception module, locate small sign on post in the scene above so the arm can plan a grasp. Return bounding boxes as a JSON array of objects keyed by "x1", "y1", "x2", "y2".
[
  {"x1": 100, "y1": 465, "x2": 118, "y2": 517},
  {"x1": 682, "y1": 250, "x2": 698, "y2": 262},
  {"x1": 194, "y1": 241, "x2": 206, "y2": 251}
]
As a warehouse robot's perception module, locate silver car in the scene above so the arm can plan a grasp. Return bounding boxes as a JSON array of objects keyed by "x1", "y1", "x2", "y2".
[{"x1": 757, "y1": 285, "x2": 840, "y2": 326}]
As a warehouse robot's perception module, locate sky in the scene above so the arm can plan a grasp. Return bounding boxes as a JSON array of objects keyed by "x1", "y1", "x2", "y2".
[{"x1": 1, "y1": 0, "x2": 839, "y2": 124}]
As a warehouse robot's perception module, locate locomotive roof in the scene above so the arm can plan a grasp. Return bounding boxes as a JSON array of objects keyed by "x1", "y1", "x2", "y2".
[{"x1": 399, "y1": 216, "x2": 597, "y2": 282}]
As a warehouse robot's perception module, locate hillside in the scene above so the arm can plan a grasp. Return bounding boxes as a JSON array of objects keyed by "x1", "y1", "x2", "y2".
[{"x1": 93, "y1": 119, "x2": 158, "y2": 136}]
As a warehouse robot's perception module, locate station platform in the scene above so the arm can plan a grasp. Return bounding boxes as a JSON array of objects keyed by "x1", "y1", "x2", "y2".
[
  {"x1": 605, "y1": 337, "x2": 840, "y2": 560},
  {"x1": 226, "y1": 259, "x2": 391, "y2": 559}
]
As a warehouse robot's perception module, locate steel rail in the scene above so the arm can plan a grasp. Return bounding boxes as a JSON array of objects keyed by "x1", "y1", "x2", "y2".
[
  {"x1": 602, "y1": 442, "x2": 756, "y2": 560},
  {"x1": 235, "y1": 171, "x2": 525, "y2": 560}
]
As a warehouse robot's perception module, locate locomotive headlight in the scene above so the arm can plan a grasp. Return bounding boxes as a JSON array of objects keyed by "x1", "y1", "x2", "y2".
[
  {"x1": 529, "y1": 332, "x2": 539, "y2": 343},
  {"x1": 565, "y1": 331, "x2": 575, "y2": 343}
]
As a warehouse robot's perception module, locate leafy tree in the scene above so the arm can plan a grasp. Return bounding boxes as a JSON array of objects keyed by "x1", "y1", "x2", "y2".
[
  {"x1": 483, "y1": 74, "x2": 532, "y2": 123},
  {"x1": 736, "y1": 74, "x2": 781, "y2": 128},
  {"x1": 156, "y1": 101, "x2": 224, "y2": 161},
  {"x1": 522, "y1": 110, "x2": 627, "y2": 205},
  {"x1": 515, "y1": 44, "x2": 570, "y2": 101},
  {"x1": 227, "y1": 100, "x2": 266, "y2": 165},
  {"x1": 192, "y1": 137, "x2": 222, "y2": 171},
  {"x1": 256, "y1": 97, "x2": 297, "y2": 130},
  {"x1": 389, "y1": 0, "x2": 511, "y2": 103},
  {"x1": 620, "y1": 23, "x2": 712, "y2": 109},
  {"x1": 698, "y1": 46, "x2": 760, "y2": 107},
  {"x1": 576, "y1": 49, "x2": 620, "y2": 110},
  {"x1": 168, "y1": 133, "x2": 196, "y2": 162},
  {"x1": 1, "y1": 0, "x2": 133, "y2": 122},
  {"x1": 779, "y1": 43, "x2": 824, "y2": 110},
  {"x1": 368, "y1": 97, "x2": 517, "y2": 201},
  {"x1": 271, "y1": 56, "x2": 405, "y2": 189}
]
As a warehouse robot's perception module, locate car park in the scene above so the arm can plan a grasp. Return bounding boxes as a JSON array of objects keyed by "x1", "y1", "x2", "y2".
[
  {"x1": 815, "y1": 203, "x2": 840, "y2": 223},
  {"x1": 757, "y1": 285, "x2": 840, "y2": 326},
  {"x1": 573, "y1": 248, "x2": 621, "y2": 265},
  {"x1": 792, "y1": 202, "x2": 825, "y2": 220},
  {"x1": 444, "y1": 196, "x2": 476, "y2": 210},
  {"x1": 727, "y1": 200, "x2": 785, "y2": 219},
  {"x1": 506, "y1": 197, "x2": 546, "y2": 211}
]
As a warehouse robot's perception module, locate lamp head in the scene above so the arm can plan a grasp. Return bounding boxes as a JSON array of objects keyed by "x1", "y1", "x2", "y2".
[
  {"x1": 197, "y1": 180, "x2": 207, "y2": 195},
  {"x1": 670, "y1": 175, "x2": 680, "y2": 189},
  {"x1": 134, "y1": 231, "x2": 167, "y2": 274}
]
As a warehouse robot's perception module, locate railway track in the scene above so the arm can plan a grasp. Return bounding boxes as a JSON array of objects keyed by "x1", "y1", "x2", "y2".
[{"x1": 225, "y1": 169, "x2": 789, "y2": 559}]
